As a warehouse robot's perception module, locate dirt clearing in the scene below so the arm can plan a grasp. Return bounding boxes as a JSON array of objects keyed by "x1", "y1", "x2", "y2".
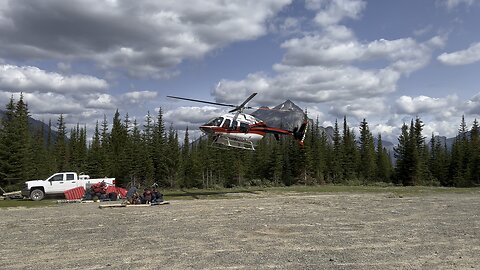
[{"x1": 1, "y1": 191, "x2": 479, "y2": 269}]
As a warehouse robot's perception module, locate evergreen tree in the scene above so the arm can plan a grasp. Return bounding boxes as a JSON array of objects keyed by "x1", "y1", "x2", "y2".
[
  {"x1": 30, "y1": 125, "x2": 50, "y2": 179},
  {"x1": 467, "y1": 119, "x2": 480, "y2": 186},
  {"x1": 87, "y1": 121, "x2": 102, "y2": 177},
  {"x1": 15, "y1": 94, "x2": 34, "y2": 180},
  {"x1": 98, "y1": 114, "x2": 110, "y2": 176},
  {"x1": 342, "y1": 116, "x2": 358, "y2": 181},
  {"x1": 164, "y1": 125, "x2": 180, "y2": 187},
  {"x1": 54, "y1": 114, "x2": 69, "y2": 171},
  {"x1": 358, "y1": 119, "x2": 376, "y2": 182},
  {"x1": 394, "y1": 123, "x2": 412, "y2": 185},
  {"x1": 450, "y1": 116, "x2": 469, "y2": 186},
  {"x1": 0, "y1": 95, "x2": 35, "y2": 185},
  {"x1": 376, "y1": 134, "x2": 392, "y2": 182},
  {"x1": 429, "y1": 133, "x2": 449, "y2": 185},
  {"x1": 153, "y1": 108, "x2": 167, "y2": 186},
  {"x1": 413, "y1": 117, "x2": 433, "y2": 185},
  {"x1": 179, "y1": 127, "x2": 193, "y2": 187},
  {"x1": 109, "y1": 109, "x2": 129, "y2": 185}
]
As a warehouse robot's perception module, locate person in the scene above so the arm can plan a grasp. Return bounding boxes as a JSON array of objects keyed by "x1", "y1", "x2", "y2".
[
  {"x1": 151, "y1": 188, "x2": 164, "y2": 203},
  {"x1": 126, "y1": 186, "x2": 138, "y2": 204},
  {"x1": 142, "y1": 188, "x2": 152, "y2": 204}
]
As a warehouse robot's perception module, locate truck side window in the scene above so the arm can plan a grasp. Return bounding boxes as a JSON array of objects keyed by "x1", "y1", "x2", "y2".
[
  {"x1": 66, "y1": 174, "x2": 75, "y2": 180},
  {"x1": 51, "y1": 174, "x2": 64, "y2": 181}
]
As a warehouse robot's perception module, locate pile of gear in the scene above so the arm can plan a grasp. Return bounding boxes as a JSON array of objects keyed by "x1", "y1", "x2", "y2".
[{"x1": 83, "y1": 181, "x2": 118, "y2": 201}]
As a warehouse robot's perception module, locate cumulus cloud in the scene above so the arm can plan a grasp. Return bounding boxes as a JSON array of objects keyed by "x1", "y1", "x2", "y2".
[
  {"x1": 120, "y1": 90, "x2": 158, "y2": 105},
  {"x1": 394, "y1": 95, "x2": 459, "y2": 119},
  {"x1": 305, "y1": 0, "x2": 366, "y2": 26},
  {"x1": 438, "y1": 42, "x2": 480, "y2": 65},
  {"x1": 464, "y1": 93, "x2": 480, "y2": 115},
  {"x1": 0, "y1": 0, "x2": 291, "y2": 78},
  {"x1": 164, "y1": 106, "x2": 223, "y2": 128},
  {"x1": 0, "y1": 91, "x2": 111, "y2": 129},
  {"x1": 328, "y1": 97, "x2": 388, "y2": 120},
  {"x1": 214, "y1": 32, "x2": 441, "y2": 106},
  {"x1": 0, "y1": 64, "x2": 108, "y2": 93}
]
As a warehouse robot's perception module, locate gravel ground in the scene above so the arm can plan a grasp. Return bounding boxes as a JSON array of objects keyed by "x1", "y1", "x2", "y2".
[{"x1": 1, "y1": 192, "x2": 479, "y2": 269}]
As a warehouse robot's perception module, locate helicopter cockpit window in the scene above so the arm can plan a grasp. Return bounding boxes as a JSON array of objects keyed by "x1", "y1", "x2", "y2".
[
  {"x1": 222, "y1": 119, "x2": 231, "y2": 129},
  {"x1": 206, "y1": 117, "x2": 223, "y2": 127}
]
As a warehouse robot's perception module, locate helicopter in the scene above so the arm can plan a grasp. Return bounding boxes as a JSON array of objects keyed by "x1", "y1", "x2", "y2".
[{"x1": 167, "y1": 93, "x2": 308, "y2": 151}]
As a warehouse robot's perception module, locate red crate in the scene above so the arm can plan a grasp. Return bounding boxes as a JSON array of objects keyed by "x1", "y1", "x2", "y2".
[{"x1": 64, "y1": 186, "x2": 86, "y2": 200}]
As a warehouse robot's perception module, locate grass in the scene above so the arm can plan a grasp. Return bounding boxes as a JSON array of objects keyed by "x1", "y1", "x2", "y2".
[
  {"x1": 2, "y1": 185, "x2": 479, "y2": 207},
  {"x1": 162, "y1": 185, "x2": 480, "y2": 200},
  {"x1": 0, "y1": 199, "x2": 56, "y2": 208}
]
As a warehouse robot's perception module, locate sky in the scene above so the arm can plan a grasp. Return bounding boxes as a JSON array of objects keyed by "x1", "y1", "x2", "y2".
[{"x1": 1, "y1": 0, "x2": 480, "y2": 143}]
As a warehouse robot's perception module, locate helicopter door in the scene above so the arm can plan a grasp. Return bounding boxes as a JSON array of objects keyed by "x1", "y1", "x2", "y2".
[
  {"x1": 222, "y1": 119, "x2": 231, "y2": 129},
  {"x1": 239, "y1": 122, "x2": 249, "y2": 133}
]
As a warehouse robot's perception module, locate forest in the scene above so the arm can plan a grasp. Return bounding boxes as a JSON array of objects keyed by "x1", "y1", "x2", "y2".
[{"x1": 1, "y1": 95, "x2": 479, "y2": 191}]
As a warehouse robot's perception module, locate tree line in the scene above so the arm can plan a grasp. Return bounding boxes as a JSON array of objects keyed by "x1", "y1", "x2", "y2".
[{"x1": 1, "y1": 95, "x2": 479, "y2": 190}]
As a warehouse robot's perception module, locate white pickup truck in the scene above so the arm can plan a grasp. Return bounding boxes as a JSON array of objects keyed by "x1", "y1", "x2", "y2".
[{"x1": 21, "y1": 172, "x2": 116, "y2": 201}]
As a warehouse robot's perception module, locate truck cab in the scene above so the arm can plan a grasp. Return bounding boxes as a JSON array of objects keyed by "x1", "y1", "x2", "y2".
[{"x1": 44, "y1": 172, "x2": 79, "y2": 194}]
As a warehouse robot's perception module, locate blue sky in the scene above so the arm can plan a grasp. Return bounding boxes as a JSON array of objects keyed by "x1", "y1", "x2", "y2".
[{"x1": 1, "y1": 0, "x2": 480, "y2": 142}]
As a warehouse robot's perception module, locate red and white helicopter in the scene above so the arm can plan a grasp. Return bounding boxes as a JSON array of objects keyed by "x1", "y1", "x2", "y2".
[{"x1": 167, "y1": 93, "x2": 308, "y2": 151}]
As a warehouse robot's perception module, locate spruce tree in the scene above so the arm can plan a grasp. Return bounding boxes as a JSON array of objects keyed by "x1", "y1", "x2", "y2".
[
  {"x1": 109, "y1": 109, "x2": 129, "y2": 185},
  {"x1": 342, "y1": 116, "x2": 358, "y2": 181},
  {"x1": 164, "y1": 125, "x2": 180, "y2": 187},
  {"x1": 153, "y1": 108, "x2": 167, "y2": 186},
  {"x1": 87, "y1": 121, "x2": 102, "y2": 177},
  {"x1": 330, "y1": 119, "x2": 342, "y2": 183},
  {"x1": 394, "y1": 123, "x2": 410, "y2": 185},
  {"x1": 54, "y1": 114, "x2": 69, "y2": 171},
  {"x1": 450, "y1": 116, "x2": 469, "y2": 186},
  {"x1": 358, "y1": 119, "x2": 376, "y2": 183},
  {"x1": 467, "y1": 119, "x2": 480, "y2": 186},
  {"x1": 376, "y1": 133, "x2": 392, "y2": 182}
]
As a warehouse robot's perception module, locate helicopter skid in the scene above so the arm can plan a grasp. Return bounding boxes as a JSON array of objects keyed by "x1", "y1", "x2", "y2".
[{"x1": 213, "y1": 134, "x2": 256, "y2": 151}]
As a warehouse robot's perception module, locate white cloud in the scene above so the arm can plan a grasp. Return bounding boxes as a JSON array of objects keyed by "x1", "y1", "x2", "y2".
[
  {"x1": 0, "y1": 0, "x2": 292, "y2": 78},
  {"x1": 441, "y1": 0, "x2": 474, "y2": 10},
  {"x1": 120, "y1": 90, "x2": 158, "y2": 104},
  {"x1": 328, "y1": 97, "x2": 388, "y2": 120},
  {"x1": 438, "y1": 42, "x2": 480, "y2": 65},
  {"x1": 306, "y1": 0, "x2": 366, "y2": 26},
  {"x1": 394, "y1": 95, "x2": 460, "y2": 120},
  {"x1": 0, "y1": 64, "x2": 108, "y2": 93},
  {"x1": 86, "y1": 93, "x2": 117, "y2": 110},
  {"x1": 164, "y1": 106, "x2": 222, "y2": 128}
]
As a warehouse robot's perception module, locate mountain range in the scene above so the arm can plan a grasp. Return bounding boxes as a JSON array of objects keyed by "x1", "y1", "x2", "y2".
[{"x1": 0, "y1": 111, "x2": 57, "y2": 143}]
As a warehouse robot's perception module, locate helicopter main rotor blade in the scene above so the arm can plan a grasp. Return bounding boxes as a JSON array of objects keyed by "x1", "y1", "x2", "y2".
[
  {"x1": 167, "y1": 95, "x2": 237, "y2": 108},
  {"x1": 228, "y1": 92, "x2": 257, "y2": 113}
]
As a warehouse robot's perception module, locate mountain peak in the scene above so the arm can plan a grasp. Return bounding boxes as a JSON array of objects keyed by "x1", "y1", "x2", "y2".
[{"x1": 273, "y1": 100, "x2": 303, "y2": 112}]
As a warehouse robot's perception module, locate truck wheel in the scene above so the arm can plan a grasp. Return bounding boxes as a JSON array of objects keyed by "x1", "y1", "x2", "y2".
[{"x1": 30, "y1": 189, "x2": 45, "y2": 201}]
